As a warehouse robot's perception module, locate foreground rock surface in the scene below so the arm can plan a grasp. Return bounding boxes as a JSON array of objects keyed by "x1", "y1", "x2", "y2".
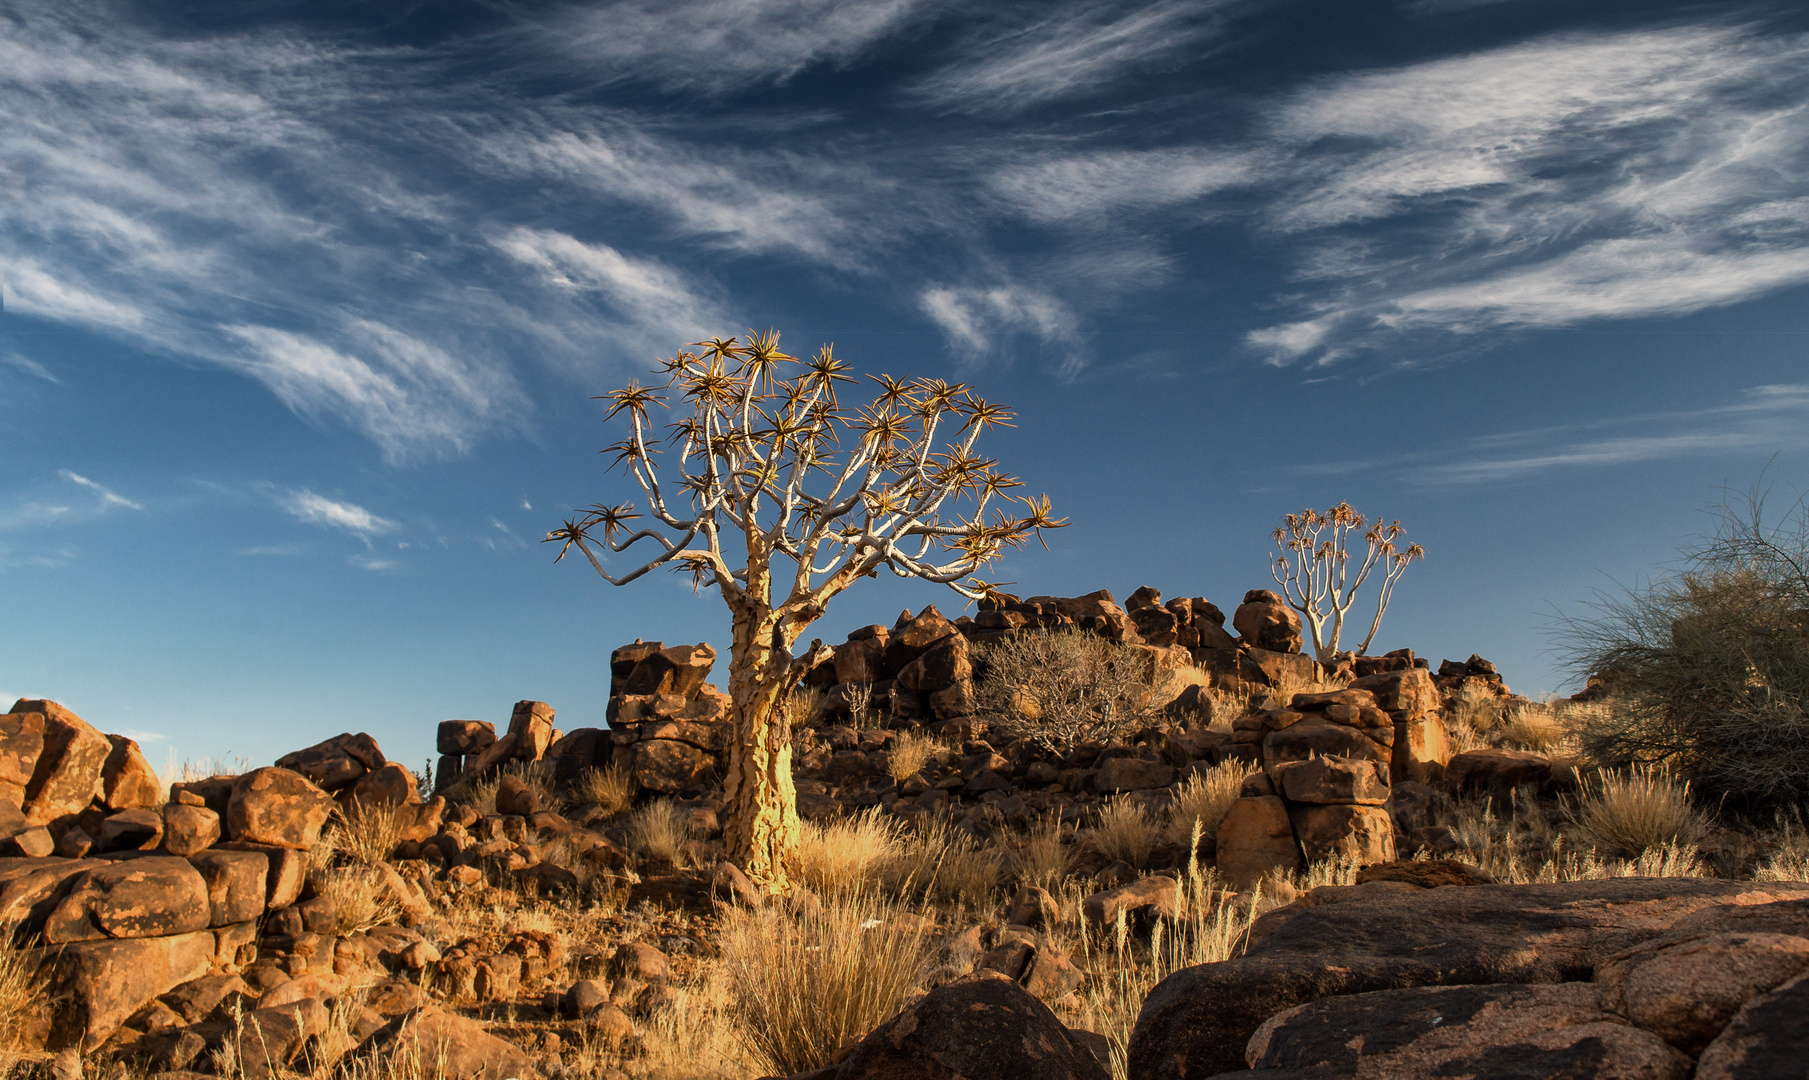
[{"x1": 1128, "y1": 878, "x2": 1809, "y2": 1079}]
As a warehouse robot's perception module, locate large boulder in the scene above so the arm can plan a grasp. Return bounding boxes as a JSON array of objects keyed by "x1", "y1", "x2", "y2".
[
  {"x1": 1232, "y1": 591, "x2": 1303, "y2": 654},
  {"x1": 1127, "y1": 879, "x2": 1809, "y2": 1079},
  {"x1": 1272, "y1": 756, "x2": 1389, "y2": 805},
  {"x1": 837, "y1": 970, "x2": 1108, "y2": 1080},
  {"x1": 1239, "y1": 982, "x2": 1687, "y2": 1079},
  {"x1": 161, "y1": 802, "x2": 221, "y2": 856},
  {"x1": 0, "y1": 709, "x2": 45, "y2": 808},
  {"x1": 1696, "y1": 970, "x2": 1809, "y2": 1080},
  {"x1": 1285, "y1": 803, "x2": 1395, "y2": 865},
  {"x1": 629, "y1": 739, "x2": 714, "y2": 794},
  {"x1": 274, "y1": 732, "x2": 386, "y2": 791},
  {"x1": 621, "y1": 645, "x2": 716, "y2": 698},
  {"x1": 436, "y1": 720, "x2": 495, "y2": 756},
  {"x1": 188, "y1": 849, "x2": 270, "y2": 926},
  {"x1": 15, "y1": 700, "x2": 111, "y2": 828},
  {"x1": 51, "y1": 928, "x2": 214, "y2": 1048},
  {"x1": 43, "y1": 856, "x2": 211, "y2": 943},
  {"x1": 895, "y1": 635, "x2": 972, "y2": 693},
  {"x1": 1215, "y1": 795, "x2": 1303, "y2": 888},
  {"x1": 226, "y1": 767, "x2": 335, "y2": 849},
  {"x1": 884, "y1": 607, "x2": 960, "y2": 673},
  {"x1": 100, "y1": 734, "x2": 162, "y2": 811}
]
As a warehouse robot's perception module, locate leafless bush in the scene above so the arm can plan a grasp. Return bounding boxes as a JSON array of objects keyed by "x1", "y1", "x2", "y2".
[
  {"x1": 977, "y1": 630, "x2": 1169, "y2": 751},
  {"x1": 1554, "y1": 487, "x2": 1809, "y2": 808}
]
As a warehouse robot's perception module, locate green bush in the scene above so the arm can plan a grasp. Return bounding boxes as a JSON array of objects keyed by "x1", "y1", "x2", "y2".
[{"x1": 1557, "y1": 489, "x2": 1809, "y2": 809}]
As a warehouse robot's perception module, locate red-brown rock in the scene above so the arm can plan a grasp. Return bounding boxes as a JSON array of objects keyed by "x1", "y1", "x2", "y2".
[
  {"x1": 226, "y1": 767, "x2": 335, "y2": 849},
  {"x1": 837, "y1": 970, "x2": 1108, "y2": 1080},
  {"x1": 44, "y1": 856, "x2": 211, "y2": 943}
]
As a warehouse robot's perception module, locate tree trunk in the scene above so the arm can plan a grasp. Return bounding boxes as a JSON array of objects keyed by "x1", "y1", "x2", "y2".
[{"x1": 720, "y1": 609, "x2": 802, "y2": 894}]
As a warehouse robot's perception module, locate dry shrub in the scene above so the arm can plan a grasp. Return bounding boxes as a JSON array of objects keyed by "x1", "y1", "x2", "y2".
[
  {"x1": 1555, "y1": 491, "x2": 1809, "y2": 807},
  {"x1": 320, "y1": 867, "x2": 405, "y2": 935},
  {"x1": 1570, "y1": 764, "x2": 1711, "y2": 859},
  {"x1": 977, "y1": 630, "x2": 1169, "y2": 751},
  {"x1": 330, "y1": 798, "x2": 407, "y2": 866},
  {"x1": 886, "y1": 730, "x2": 948, "y2": 784},
  {"x1": 1167, "y1": 760, "x2": 1251, "y2": 846},
  {"x1": 628, "y1": 798, "x2": 694, "y2": 867},
  {"x1": 718, "y1": 895, "x2": 933, "y2": 1076},
  {"x1": 1089, "y1": 798, "x2": 1160, "y2": 869},
  {"x1": 575, "y1": 764, "x2": 636, "y2": 816},
  {"x1": 1268, "y1": 666, "x2": 1352, "y2": 703},
  {"x1": 791, "y1": 809, "x2": 903, "y2": 899}
]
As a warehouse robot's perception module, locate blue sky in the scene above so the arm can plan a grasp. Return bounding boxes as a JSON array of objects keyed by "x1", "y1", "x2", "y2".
[{"x1": 4, "y1": 0, "x2": 1808, "y2": 771}]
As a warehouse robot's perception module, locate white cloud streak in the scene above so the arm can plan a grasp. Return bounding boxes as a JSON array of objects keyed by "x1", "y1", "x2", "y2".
[
  {"x1": 920, "y1": 284, "x2": 1082, "y2": 369},
  {"x1": 1376, "y1": 385, "x2": 1809, "y2": 485},
  {"x1": 1243, "y1": 25, "x2": 1809, "y2": 363},
  {"x1": 277, "y1": 489, "x2": 397, "y2": 538},
  {"x1": 539, "y1": 0, "x2": 940, "y2": 95},
  {"x1": 57, "y1": 470, "x2": 143, "y2": 511},
  {"x1": 910, "y1": 1, "x2": 1234, "y2": 113}
]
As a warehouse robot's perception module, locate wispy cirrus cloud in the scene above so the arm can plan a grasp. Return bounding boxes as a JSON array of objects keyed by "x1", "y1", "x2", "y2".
[
  {"x1": 919, "y1": 284, "x2": 1082, "y2": 368},
  {"x1": 0, "y1": 469, "x2": 145, "y2": 533},
  {"x1": 909, "y1": 0, "x2": 1237, "y2": 114},
  {"x1": 1244, "y1": 25, "x2": 1809, "y2": 364},
  {"x1": 58, "y1": 470, "x2": 143, "y2": 511},
  {"x1": 537, "y1": 0, "x2": 941, "y2": 95},
  {"x1": 1328, "y1": 384, "x2": 1809, "y2": 486},
  {"x1": 276, "y1": 489, "x2": 397, "y2": 538}
]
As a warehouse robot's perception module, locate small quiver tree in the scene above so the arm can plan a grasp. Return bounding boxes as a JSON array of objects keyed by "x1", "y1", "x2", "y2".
[
  {"x1": 547, "y1": 332, "x2": 1062, "y2": 892},
  {"x1": 1269, "y1": 502, "x2": 1425, "y2": 662}
]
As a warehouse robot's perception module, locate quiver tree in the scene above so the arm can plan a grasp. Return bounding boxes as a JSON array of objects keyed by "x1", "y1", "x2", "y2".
[
  {"x1": 1269, "y1": 502, "x2": 1424, "y2": 662},
  {"x1": 547, "y1": 331, "x2": 1063, "y2": 891}
]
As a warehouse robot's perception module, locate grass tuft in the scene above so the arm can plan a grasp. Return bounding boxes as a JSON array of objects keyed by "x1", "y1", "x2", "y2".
[
  {"x1": 575, "y1": 763, "x2": 637, "y2": 816},
  {"x1": 717, "y1": 893, "x2": 933, "y2": 1076},
  {"x1": 1089, "y1": 798, "x2": 1160, "y2": 869},
  {"x1": 628, "y1": 798, "x2": 695, "y2": 867},
  {"x1": 1569, "y1": 764, "x2": 1711, "y2": 859}
]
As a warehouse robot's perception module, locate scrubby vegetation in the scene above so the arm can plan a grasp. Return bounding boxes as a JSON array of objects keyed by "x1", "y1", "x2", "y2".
[{"x1": 1556, "y1": 489, "x2": 1809, "y2": 810}]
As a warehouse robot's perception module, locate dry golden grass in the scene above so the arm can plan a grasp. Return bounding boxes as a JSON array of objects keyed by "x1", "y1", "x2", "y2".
[
  {"x1": 1062, "y1": 838, "x2": 1260, "y2": 1079},
  {"x1": 1089, "y1": 798, "x2": 1159, "y2": 869},
  {"x1": 628, "y1": 798, "x2": 694, "y2": 867},
  {"x1": 886, "y1": 730, "x2": 947, "y2": 784},
  {"x1": 1570, "y1": 764, "x2": 1711, "y2": 858},
  {"x1": 792, "y1": 808, "x2": 903, "y2": 899},
  {"x1": 1756, "y1": 815, "x2": 1809, "y2": 883},
  {"x1": 716, "y1": 894, "x2": 934, "y2": 1076},
  {"x1": 1017, "y1": 813, "x2": 1072, "y2": 890},
  {"x1": 1167, "y1": 760, "x2": 1252, "y2": 846},
  {"x1": 574, "y1": 764, "x2": 636, "y2": 816},
  {"x1": 641, "y1": 963, "x2": 756, "y2": 1080},
  {"x1": 0, "y1": 940, "x2": 47, "y2": 1054},
  {"x1": 330, "y1": 798, "x2": 407, "y2": 866},
  {"x1": 882, "y1": 815, "x2": 1001, "y2": 909},
  {"x1": 320, "y1": 866, "x2": 407, "y2": 936}
]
